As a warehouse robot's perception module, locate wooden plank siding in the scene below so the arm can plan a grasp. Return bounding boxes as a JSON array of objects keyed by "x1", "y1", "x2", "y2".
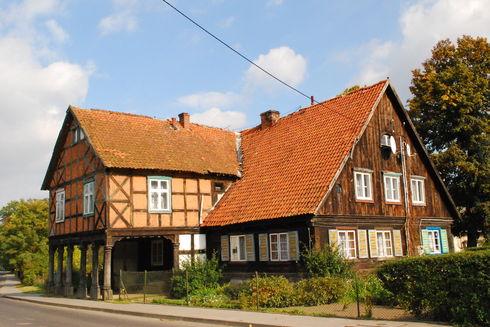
[{"x1": 315, "y1": 91, "x2": 453, "y2": 254}]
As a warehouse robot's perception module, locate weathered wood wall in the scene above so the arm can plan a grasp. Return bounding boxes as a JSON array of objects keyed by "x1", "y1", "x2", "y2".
[
  {"x1": 48, "y1": 121, "x2": 107, "y2": 236},
  {"x1": 315, "y1": 90, "x2": 453, "y2": 253}
]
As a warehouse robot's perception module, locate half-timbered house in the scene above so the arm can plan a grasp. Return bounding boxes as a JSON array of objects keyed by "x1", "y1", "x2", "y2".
[{"x1": 42, "y1": 79, "x2": 458, "y2": 299}]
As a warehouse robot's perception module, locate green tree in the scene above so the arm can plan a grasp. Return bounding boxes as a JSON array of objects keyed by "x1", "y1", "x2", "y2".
[
  {"x1": 408, "y1": 36, "x2": 490, "y2": 246},
  {"x1": 338, "y1": 85, "x2": 361, "y2": 96},
  {"x1": 0, "y1": 199, "x2": 49, "y2": 284}
]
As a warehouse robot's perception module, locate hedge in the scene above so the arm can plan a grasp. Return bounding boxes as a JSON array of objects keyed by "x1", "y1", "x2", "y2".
[{"x1": 377, "y1": 250, "x2": 490, "y2": 326}]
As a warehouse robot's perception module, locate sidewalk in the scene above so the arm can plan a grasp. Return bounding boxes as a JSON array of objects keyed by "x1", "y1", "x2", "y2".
[{"x1": 0, "y1": 271, "x2": 446, "y2": 327}]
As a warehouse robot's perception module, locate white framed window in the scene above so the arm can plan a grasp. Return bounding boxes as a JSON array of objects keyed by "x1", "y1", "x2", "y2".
[
  {"x1": 151, "y1": 239, "x2": 164, "y2": 266},
  {"x1": 376, "y1": 231, "x2": 393, "y2": 257},
  {"x1": 55, "y1": 189, "x2": 65, "y2": 222},
  {"x1": 83, "y1": 180, "x2": 95, "y2": 216},
  {"x1": 148, "y1": 177, "x2": 171, "y2": 212},
  {"x1": 384, "y1": 173, "x2": 401, "y2": 203},
  {"x1": 354, "y1": 171, "x2": 373, "y2": 200},
  {"x1": 427, "y1": 229, "x2": 441, "y2": 254},
  {"x1": 270, "y1": 233, "x2": 289, "y2": 261},
  {"x1": 411, "y1": 177, "x2": 425, "y2": 205},
  {"x1": 230, "y1": 235, "x2": 246, "y2": 261},
  {"x1": 338, "y1": 230, "x2": 357, "y2": 259}
]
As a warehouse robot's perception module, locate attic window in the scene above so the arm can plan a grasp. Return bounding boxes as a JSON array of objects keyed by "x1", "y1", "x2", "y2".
[
  {"x1": 381, "y1": 134, "x2": 391, "y2": 147},
  {"x1": 73, "y1": 127, "x2": 85, "y2": 144},
  {"x1": 212, "y1": 182, "x2": 226, "y2": 205}
]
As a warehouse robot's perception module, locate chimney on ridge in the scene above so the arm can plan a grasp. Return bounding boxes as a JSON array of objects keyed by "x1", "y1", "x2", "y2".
[
  {"x1": 178, "y1": 112, "x2": 190, "y2": 128},
  {"x1": 260, "y1": 110, "x2": 280, "y2": 129}
]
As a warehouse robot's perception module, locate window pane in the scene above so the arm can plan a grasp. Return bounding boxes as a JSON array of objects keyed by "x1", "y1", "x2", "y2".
[
  {"x1": 151, "y1": 180, "x2": 158, "y2": 190},
  {"x1": 238, "y1": 236, "x2": 246, "y2": 260},
  {"x1": 363, "y1": 174, "x2": 370, "y2": 197},
  {"x1": 161, "y1": 193, "x2": 168, "y2": 209},
  {"x1": 161, "y1": 180, "x2": 168, "y2": 189},
  {"x1": 356, "y1": 174, "x2": 363, "y2": 197},
  {"x1": 377, "y1": 233, "x2": 384, "y2": 257},
  {"x1": 151, "y1": 192, "x2": 158, "y2": 209}
]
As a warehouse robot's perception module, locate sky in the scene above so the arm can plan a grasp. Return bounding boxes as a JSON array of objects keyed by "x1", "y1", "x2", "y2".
[{"x1": 0, "y1": 0, "x2": 488, "y2": 207}]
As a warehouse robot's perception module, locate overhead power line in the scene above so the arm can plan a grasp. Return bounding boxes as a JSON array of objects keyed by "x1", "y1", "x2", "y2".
[
  {"x1": 159, "y1": 0, "x2": 380, "y2": 132},
  {"x1": 160, "y1": 0, "x2": 313, "y2": 101}
]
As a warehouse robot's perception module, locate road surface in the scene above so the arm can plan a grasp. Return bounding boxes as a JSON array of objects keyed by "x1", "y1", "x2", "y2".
[{"x1": 0, "y1": 297, "x2": 215, "y2": 327}]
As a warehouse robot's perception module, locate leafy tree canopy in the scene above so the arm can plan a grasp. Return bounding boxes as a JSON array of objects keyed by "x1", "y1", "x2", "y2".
[
  {"x1": 0, "y1": 199, "x2": 49, "y2": 284},
  {"x1": 408, "y1": 35, "x2": 490, "y2": 246}
]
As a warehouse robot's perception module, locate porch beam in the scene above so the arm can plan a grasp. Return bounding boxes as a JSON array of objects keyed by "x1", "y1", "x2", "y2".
[
  {"x1": 47, "y1": 243, "x2": 55, "y2": 294},
  {"x1": 102, "y1": 244, "x2": 113, "y2": 300},
  {"x1": 77, "y1": 243, "x2": 88, "y2": 299},
  {"x1": 65, "y1": 244, "x2": 74, "y2": 297},
  {"x1": 90, "y1": 244, "x2": 100, "y2": 300},
  {"x1": 55, "y1": 245, "x2": 64, "y2": 295}
]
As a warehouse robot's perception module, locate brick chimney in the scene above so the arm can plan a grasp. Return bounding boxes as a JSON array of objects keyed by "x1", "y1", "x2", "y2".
[
  {"x1": 260, "y1": 110, "x2": 280, "y2": 129},
  {"x1": 178, "y1": 112, "x2": 190, "y2": 128}
]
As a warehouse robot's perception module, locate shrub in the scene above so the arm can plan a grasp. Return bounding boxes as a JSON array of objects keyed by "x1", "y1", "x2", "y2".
[
  {"x1": 170, "y1": 255, "x2": 222, "y2": 299},
  {"x1": 238, "y1": 275, "x2": 296, "y2": 309},
  {"x1": 302, "y1": 245, "x2": 353, "y2": 278},
  {"x1": 189, "y1": 287, "x2": 234, "y2": 308},
  {"x1": 222, "y1": 282, "x2": 249, "y2": 300},
  {"x1": 295, "y1": 277, "x2": 347, "y2": 306},
  {"x1": 377, "y1": 250, "x2": 490, "y2": 326}
]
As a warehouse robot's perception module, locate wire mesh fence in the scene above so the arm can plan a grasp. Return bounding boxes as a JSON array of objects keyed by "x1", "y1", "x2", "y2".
[{"x1": 119, "y1": 270, "x2": 172, "y2": 302}]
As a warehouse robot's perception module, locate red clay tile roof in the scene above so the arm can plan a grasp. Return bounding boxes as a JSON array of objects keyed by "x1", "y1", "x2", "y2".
[
  {"x1": 203, "y1": 80, "x2": 388, "y2": 226},
  {"x1": 71, "y1": 108, "x2": 239, "y2": 176}
]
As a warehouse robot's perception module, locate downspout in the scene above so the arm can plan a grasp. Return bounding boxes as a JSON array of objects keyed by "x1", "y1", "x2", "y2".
[{"x1": 400, "y1": 136, "x2": 411, "y2": 255}]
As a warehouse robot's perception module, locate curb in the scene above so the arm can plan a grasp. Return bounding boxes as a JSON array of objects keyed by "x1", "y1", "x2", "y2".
[{"x1": 3, "y1": 295, "x2": 277, "y2": 327}]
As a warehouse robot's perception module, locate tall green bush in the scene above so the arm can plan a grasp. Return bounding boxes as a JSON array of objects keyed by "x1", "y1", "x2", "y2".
[
  {"x1": 170, "y1": 255, "x2": 222, "y2": 299},
  {"x1": 377, "y1": 250, "x2": 490, "y2": 326},
  {"x1": 295, "y1": 277, "x2": 347, "y2": 306},
  {"x1": 302, "y1": 245, "x2": 353, "y2": 278},
  {"x1": 238, "y1": 275, "x2": 296, "y2": 309}
]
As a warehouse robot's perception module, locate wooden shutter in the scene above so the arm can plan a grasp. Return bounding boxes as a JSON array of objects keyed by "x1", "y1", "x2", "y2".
[
  {"x1": 328, "y1": 229, "x2": 338, "y2": 248},
  {"x1": 421, "y1": 229, "x2": 430, "y2": 254},
  {"x1": 245, "y1": 234, "x2": 255, "y2": 261},
  {"x1": 440, "y1": 229, "x2": 449, "y2": 254},
  {"x1": 288, "y1": 231, "x2": 299, "y2": 261},
  {"x1": 368, "y1": 230, "x2": 378, "y2": 258},
  {"x1": 393, "y1": 230, "x2": 403, "y2": 256},
  {"x1": 357, "y1": 230, "x2": 369, "y2": 258},
  {"x1": 258, "y1": 233, "x2": 269, "y2": 261},
  {"x1": 220, "y1": 235, "x2": 229, "y2": 261}
]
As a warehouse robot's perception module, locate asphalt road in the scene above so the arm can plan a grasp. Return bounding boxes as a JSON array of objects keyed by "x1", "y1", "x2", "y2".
[{"x1": 0, "y1": 298, "x2": 215, "y2": 327}]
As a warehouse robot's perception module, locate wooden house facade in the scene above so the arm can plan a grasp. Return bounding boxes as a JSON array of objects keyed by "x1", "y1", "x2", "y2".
[
  {"x1": 203, "y1": 80, "x2": 457, "y2": 274},
  {"x1": 42, "y1": 80, "x2": 458, "y2": 299},
  {"x1": 42, "y1": 109, "x2": 238, "y2": 299}
]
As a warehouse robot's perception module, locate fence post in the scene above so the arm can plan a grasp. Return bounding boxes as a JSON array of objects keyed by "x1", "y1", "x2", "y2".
[
  {"x1": 255, "y1": 271, "x2": 259, "y2": 311},
  {"x1": 355, "y1": 277, "x2": 360, "y2": 318},
  {"x1": 144, "y1": 270, "x2": 147, "y2": 304},
  {"x1": 119, "y1": 269, "x2": 122, "y2": 301},
  {"x1": 185, "y1": 270, "x2": 190, "y2": 306}
]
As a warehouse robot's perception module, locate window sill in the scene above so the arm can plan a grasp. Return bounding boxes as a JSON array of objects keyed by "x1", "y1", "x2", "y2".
[
  {"x1": 55, "y1": 220, "x2": 65, "y2": 224},
  {"x1": 385, "y1": 201, "x2": 402, "y2": 205},
  {"x1": 355, "y1": 199, "x2": 374, "y2": 203},
  {"x1": 148, "y1": 210, "x2": 172, "y2": 214},
  {"x1": 83, "y1": 213, "x2": 95, "y2": 218},
  {"x1": 412, "y1": 202, "x2": 426, "y2": 207}
]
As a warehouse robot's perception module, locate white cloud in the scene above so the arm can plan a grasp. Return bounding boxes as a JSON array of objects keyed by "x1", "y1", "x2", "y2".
[
  {"x1": 191, "y1": 108, "x2": 247, "y2": 130},
  {"x1": 177, "y1": 91, "x2": 241, "y2": 110},
  {"x1": 98, "y1": 0, "x2": 138, "y2": 36},
  {"x1": 218, "y1": 16, "x2": 235, "y2": 29},
  {"x1": 267, "y1": 0, "x2": 284, "y2": 6},
  {"x1": 45, "y1": 19, "x2": 68, "y2": 43},
  {"x1": 245, "y1": 46, "x2": 307, "y2": 91},
  {"x1": 352, "y1": 0, "x2": 490, "y2": 101},
  {"x1": 0, "y1": 1, "x2": 91, "y2": 206}
]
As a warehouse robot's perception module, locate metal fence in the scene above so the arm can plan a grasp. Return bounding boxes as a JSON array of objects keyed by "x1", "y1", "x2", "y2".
[{"x1": 119, "y1": 270, "x2": 172, "y2": 302}]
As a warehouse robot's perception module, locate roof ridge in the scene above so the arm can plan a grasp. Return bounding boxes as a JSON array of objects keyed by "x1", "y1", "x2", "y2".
[
  {"x1": 239, "y1": 79, "x2": 388, "y2": 134},
  {"x1": 280, "y1": 79, "x2": 388, "y2": 121},
  {"x1": 71, "y1": 106, "x2": 236, "y2": 134},
  {"x1": 70, "y1": 106, "x2": 155, "y2": 119}
]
